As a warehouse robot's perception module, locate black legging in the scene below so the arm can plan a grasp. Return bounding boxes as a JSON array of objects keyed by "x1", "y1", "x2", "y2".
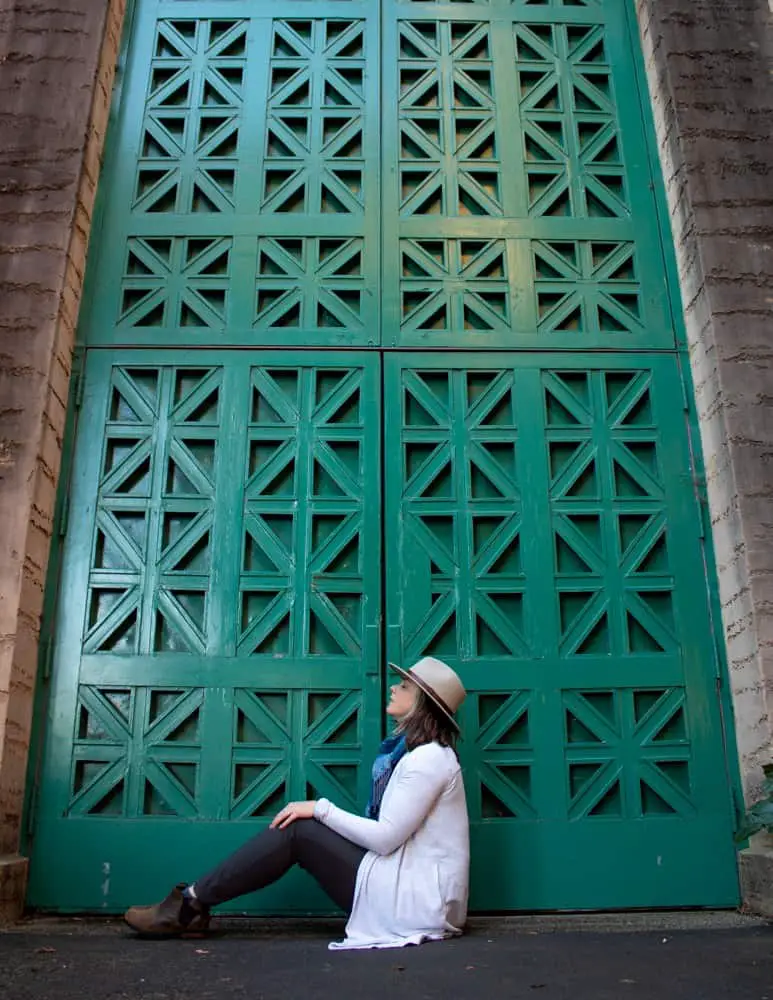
[{"x1": 192, "y1": 819, "x2": 367, "y2": 913}]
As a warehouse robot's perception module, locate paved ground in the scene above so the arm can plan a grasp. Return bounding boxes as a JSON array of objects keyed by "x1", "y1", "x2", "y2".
[{"x1": 1, "y1": 912, "x2": 772, "y2": 1000}]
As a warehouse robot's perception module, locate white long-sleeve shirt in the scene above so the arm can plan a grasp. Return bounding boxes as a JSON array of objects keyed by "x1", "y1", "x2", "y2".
[{"x1": 314, "y1": 741, "x2": 469, "y2": 950}]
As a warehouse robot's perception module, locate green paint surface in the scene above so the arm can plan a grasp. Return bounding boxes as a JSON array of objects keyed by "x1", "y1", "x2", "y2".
[{"x1": 27, "y1": 0, "x2": 739, "y2": 912}]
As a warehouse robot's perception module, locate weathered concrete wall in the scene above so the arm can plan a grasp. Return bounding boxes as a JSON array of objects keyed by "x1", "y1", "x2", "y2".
[
  {"x1": 0, "y1": 0, "x2": 126, "y2": 922},
  {"x1": 634, "y1": 0, "x2": 773, "y2": 909}
]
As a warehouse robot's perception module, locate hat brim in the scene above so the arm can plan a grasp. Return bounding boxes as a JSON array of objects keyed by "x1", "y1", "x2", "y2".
[{"x1": 389, "y1": 662, "x2": 460, "y2": 732}]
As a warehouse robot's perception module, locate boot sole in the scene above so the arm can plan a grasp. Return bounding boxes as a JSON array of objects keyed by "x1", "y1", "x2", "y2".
[{"x1": 123, "y1": 916, "x2": 211, "y2": 939}]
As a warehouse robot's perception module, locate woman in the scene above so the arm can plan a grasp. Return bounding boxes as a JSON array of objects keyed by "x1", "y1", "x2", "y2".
[{"x1": 124, "y1": 656, "x2": 469, "y2": 950}]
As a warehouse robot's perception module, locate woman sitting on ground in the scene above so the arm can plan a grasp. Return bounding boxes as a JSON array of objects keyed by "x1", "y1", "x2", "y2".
[{"x1": 124, "y1": 657, "x2": 470, "y2": 950}]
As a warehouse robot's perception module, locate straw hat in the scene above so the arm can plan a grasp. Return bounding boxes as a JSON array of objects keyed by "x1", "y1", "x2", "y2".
[{"x1": 390, "y1": 656, "x2": 466, "y2": 731}]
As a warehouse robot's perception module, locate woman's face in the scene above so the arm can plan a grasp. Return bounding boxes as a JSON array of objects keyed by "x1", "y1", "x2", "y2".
[{"x1": 386, "y1": 677, "x2": 418, "y2": 721}]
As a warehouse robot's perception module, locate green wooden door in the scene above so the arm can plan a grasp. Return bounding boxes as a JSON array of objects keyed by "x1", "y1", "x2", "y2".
[
  {"x1": 384, "y1": 354, "x2": 738, "y2": 909},
  {"x1": 26, "y1": 0, "x2": 740, "y2": 912},
  {"x1": 28, "y1": 352, "x2": 382, "y2": 912}
]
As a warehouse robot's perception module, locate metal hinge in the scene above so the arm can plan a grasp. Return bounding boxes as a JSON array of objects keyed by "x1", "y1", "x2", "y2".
[
  {"x1": 711, "y1": 625, "x2": 725, "y2": 683},
  {"x1": 57, "y1": 493, "x2": 70, "y2": 537},
  {"x1": 25, "y1": 781, "x2": 39, "y2": 839},
  {"x1": 695, "y1": 489, "x2": 707, "y2": 539},
  {"x1": 680, "y1": 373, "x2": 690, "y2": 411},
  {"x1": 40, "y1": 636, "x2": 54, "y2": 682},
  {"x1": 71, "y1": 356, "x2": 85, "y2": 409}
]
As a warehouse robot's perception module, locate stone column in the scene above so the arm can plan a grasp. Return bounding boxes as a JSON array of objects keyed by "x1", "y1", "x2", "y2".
[
  {"x1": 0, "y1": 0, "x2": 126, "y2": 922},
  {"x1": 634, "y1": 0, "x2": 773, "y2": 911}
]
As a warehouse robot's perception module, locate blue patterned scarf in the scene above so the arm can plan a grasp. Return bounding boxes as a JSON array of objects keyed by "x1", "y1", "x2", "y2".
[{"x1": 365, "y1": 733, "x2": 408, "y2": 819}]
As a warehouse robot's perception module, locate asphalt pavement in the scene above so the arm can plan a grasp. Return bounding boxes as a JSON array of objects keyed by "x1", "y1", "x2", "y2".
[{"x1": 1, "y1": 912, "x2": 772, "y2": 1000}]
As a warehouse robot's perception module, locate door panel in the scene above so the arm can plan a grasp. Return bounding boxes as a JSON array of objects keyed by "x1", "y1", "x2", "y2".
[
  {"x1": 82, "y1": 2, "x2": 381, "y2": 348},
  {"x1": 28, "y1": 350, "x2": 382, "y2": 913},
  {"x1": 380, "y1": 0, "x2": 674, "y2": 350},
  {"x1": 384, "y1": 353, "x2": 738, "y2": 909},
  {"x1": 79, "y1": 0, "x2": 674, "y2": 354}
]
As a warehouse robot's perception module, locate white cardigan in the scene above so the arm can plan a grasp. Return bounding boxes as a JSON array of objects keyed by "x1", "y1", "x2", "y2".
[{"x1": 313, "y1": 742, "x2": 469, "y2": 950}]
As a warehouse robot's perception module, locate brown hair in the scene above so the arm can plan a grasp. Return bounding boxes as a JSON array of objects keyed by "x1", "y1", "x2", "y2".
[{"x1": 398, "y1": 689, "x2": 459, "y2": 753}]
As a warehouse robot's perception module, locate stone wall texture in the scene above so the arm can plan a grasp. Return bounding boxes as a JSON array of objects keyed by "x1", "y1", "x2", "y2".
[
  {"x1": 634, "y1": 0, "x2": 773, "y2": 804},
  {"x1": 0, "y1": 0, "x2": 126, "y2": 918}
]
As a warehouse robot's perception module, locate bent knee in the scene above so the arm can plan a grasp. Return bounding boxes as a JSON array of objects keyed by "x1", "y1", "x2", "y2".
[{"x1": 290, "y1": 818, "x2": 319, "y2": 844}]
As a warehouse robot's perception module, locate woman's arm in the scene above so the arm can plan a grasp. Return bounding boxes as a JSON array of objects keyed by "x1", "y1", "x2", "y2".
[{"x1": 314, "y1": 746, "x2": 450, "y2": 855}]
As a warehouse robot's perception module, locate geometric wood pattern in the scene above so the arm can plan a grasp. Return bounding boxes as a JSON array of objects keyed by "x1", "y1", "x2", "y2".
[
  {"x1": 255, "y1": 237, "x2": 367, "y2": 334},
  {"x1": 516, "y1": 21, "x2": 627, "y2": 219},
  {"x1": 82, "y1": 0, "x2": 674, "y2": 349},
  {"x1": 544, "y1": 368, "x2": 676, "y2": 658},
  {"x1": 67, "y1": 684, "x2": 364, "y2": 823},
  {"x1": 466, "y1": 690, "x2": 536, "y2": 821},
  {"x1": 69, "y1": 686, "x2": 204, "y2": 817},
  {"x1": 232, "y1": 689, "x2": 362, "y2": 819},
  {"x1": 400, "y1": 239, "x2": 510, "y2": 337},
  {"x1": 29, "y1": 0, "x2": 739, "y2": 916},
  {"x1": 42, "y1": 351, "x2": 380, "y2": 851},
  {"x1": 386, "y1": 360, "x2": 679, "y2": 671},
  {"x1": 262, "y1": 19, "x2": 367, "y2": 217},
  {"x1": 85, "y1": 365, "x2": 220, "y2": 655},
  {"x1": 564, "y1": 688, "x2": 693, "y2": 820},
  {"x1": 384, "y1": 353, "x2": 737, "y2": 911},
  {"x1": 380, "y1": 0, "x2": 673, "y2": 347},
  {"x1": 119, "y1": 237, "x2": 232, "y2": 332},
  {"x1": 397, "y1": 20, "x2": 501, "y2": 218},
  {"x1": 533, "y1": 240, "x2": 642, "y2": 336},
  {"x1": 390, "y1": 366, "x2": 527, "y2": 662},
  {"x1": 134, "y1": 19, "x2": 247, "y2": 215},
  {"x1": 32, "y1": 348, "x2": 740, "y2": 912},
  {"x1": 30, "y1": 347, "x2": 384, "y2": 912},
  {"x1": 240, "y1": 364, "x2": 372, "y2": 662},
  {"x1": 82, "y1": 357, "x2": 378, "y2": 665}
]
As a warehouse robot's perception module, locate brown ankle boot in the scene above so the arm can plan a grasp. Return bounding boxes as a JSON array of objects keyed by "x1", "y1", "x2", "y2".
[{"x1": 124, "y1": 883, "x2": 210, "y2": 937}]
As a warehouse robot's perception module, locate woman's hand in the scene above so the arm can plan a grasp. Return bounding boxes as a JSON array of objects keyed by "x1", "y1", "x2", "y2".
[{"x1": 270, "y1": 800, "x2": 318, "y2": 830}]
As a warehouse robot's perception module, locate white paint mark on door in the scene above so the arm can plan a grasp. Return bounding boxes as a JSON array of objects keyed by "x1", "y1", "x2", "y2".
[{"x1": 101, "y1": 861, "x2": 111, "y2": 905}]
